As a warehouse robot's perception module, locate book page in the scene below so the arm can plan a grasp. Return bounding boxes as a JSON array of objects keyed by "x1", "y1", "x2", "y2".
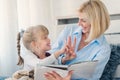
[
  {"x1": 45, "y1": 64, "x2": 68, "y2": 70},
  {"x1": 34, "y1": 66, "x2": 68, "y2": 80},
  {"x1": 68, "y1": 61, "x2": 98, "y2": 79},
  {"x1": 34, "y1": 61, "x2": 98, "y2": 80}
]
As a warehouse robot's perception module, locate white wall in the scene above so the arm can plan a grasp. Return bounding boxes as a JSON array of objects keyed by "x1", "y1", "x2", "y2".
[
  {"x1": 103, "y1": 0, "x2": 120, "y2": 44},
  {"x1": 17, "y1": 0, "x2": 52, "y2": 29},
  {"x1": 102, "y1": 0, "x2": 120, "y2": 14},
  {"x1": 105, "y1": 20, "x2": 120, "y2": 44},
  {"x1": 51, "y1": 0, "x2": 120, "y2": 18}
]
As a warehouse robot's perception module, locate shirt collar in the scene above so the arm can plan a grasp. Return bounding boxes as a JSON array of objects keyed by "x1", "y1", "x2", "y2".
[
  {"x1": 93, "y1": 35, "x2": 104, "y2": 45},
  {"x1": 71, "y1": 25, "x2": 104, "y2": 45},
  {"x1": 73, "y1": 26, "x2": 104, "y2": 45},
  {"x1": 73, "y1": 26, "x2": 82, "y2": 35}
]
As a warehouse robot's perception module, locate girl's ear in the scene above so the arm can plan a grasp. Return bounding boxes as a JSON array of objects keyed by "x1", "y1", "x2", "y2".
[
  {"x1": 30, "y1": 41, "x2": 37, "y2": 52},
  {"x1": 31, "y1": 41, "x2": 36, "y2": 48}
]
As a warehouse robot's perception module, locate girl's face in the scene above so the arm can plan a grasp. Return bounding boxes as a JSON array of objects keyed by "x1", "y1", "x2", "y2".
[
  {"x1": 35, "y1": 33, "x2": 51, "y2": 52},
  {"x1": 78, "y1": 12, "x2": 91, "y2": 34}
]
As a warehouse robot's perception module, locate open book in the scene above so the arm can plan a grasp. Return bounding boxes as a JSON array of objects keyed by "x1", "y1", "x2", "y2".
[{"x1": 34, "y1": 60, "x2": 98, "y2": 80}]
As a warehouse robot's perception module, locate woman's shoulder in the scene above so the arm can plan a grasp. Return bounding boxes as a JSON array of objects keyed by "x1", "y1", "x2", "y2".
[{"x1": 96, "y1": 35, "x2": 111, "y2": 51}]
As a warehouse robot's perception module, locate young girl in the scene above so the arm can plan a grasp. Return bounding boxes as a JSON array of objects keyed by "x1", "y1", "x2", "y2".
[
  {"x1": 17, "y1": 25, "x2": 71, "y2": 71},
  {"x1": 10, "y1": 25, "x2": 76, "y2": 80}
]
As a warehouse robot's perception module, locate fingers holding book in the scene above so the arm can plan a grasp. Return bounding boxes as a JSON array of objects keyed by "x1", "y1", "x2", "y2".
[{"x1": 44, "y1": 70, "x2": 73, "y2": 80}]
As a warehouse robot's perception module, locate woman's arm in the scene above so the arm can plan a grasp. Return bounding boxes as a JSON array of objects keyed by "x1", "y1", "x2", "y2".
[{"x1": 91, "y1": 45, "x2": 111, "y2": 79}]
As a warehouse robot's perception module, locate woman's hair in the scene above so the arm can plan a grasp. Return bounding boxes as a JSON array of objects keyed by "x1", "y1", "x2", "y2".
[
  {"x1": 79, "y1": 0, "x2": 110, "y2": 42},
  {"x1": 17, "y1": 25, "x2": 49, "y2": 66}
]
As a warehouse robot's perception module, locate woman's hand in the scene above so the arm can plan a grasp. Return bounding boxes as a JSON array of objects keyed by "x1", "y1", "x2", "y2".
[
  {"x1": 44, "y1": 70, "x2": 73, "y2": 80},
  {"x1": 62, "y1": 36, "x2": 76, "y2": 64}
]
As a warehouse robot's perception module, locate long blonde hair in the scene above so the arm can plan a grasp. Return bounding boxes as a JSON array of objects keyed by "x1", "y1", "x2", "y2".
[
  {"x1": 17, "y1": 25, "x2": 49, "y2": 66},
  {"x1": 79, "y1": 0, "x2": 110, "y2": 42}
]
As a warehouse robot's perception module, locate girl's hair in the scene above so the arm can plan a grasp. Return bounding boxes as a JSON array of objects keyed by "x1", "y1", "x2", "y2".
[
  {"x1": 17, "y1": 25, "x2": 49, "y2": 66},
  {"x1": 17, "y1": 30, "x2": 24, "y2": 66},
  {"x1": 79, "y1": 0, "x2": 110, "y2": 42}
]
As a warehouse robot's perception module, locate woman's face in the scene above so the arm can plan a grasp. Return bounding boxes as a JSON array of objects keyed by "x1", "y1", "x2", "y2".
[{"x1": 78, "y1": 12, "x2": 91, "y2": 34}]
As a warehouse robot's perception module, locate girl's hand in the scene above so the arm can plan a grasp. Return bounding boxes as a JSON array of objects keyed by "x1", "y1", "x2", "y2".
[
  {"x1": 54, "y1": 42, "x2": 68, "y2": 58},
  {"x1": 44, "y1": 70, "x2": 73, "y2": 80}
]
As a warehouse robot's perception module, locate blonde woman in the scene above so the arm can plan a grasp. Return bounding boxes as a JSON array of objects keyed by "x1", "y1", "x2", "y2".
[{"x1": 45, "y1": 0, "x2": 111, "y2": 80}]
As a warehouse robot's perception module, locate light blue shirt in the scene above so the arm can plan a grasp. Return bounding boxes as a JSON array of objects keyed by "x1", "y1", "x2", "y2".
[{"x1": 49, "y1": 24, "x2": 111, "y2": 80}]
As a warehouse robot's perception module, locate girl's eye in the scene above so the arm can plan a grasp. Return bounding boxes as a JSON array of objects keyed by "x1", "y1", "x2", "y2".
[{"x1": 82, "y1": 19, "x2": 86, "y2": 22}]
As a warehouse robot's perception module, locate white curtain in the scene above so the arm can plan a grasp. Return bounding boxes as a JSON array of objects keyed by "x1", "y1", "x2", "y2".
[
  {"x1": 0, "y1": 0, "x2": 19, "y2": 76},
  {"x1": 17, "y1": 0, "x2": 52, "y2": 30},
  {"x1": 0, "y1": 0, "x2": 52, "y2": 77}
]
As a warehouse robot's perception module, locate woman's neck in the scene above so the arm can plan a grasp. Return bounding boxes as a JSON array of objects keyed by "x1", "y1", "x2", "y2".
[
  {"x1": 82, "y1": 32, "x2": 89, "y2": 40},
  {"x1": 77, "y1": 32, "x2": 89, "y2": 51}
]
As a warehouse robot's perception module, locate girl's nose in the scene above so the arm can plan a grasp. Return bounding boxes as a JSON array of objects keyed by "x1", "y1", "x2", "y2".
[{"x1": 78, "y1": 19, "x2": 81, "y2": 26}]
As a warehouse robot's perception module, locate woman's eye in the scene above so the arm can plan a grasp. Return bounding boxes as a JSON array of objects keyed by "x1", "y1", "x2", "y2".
[{"x1": 44, "y1": 37, "x2": 47, "y2": 39}]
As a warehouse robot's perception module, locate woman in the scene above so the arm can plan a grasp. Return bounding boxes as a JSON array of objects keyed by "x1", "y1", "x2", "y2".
[{"x1": 45, "y1": 0, "x2": 111, "y2": 80}]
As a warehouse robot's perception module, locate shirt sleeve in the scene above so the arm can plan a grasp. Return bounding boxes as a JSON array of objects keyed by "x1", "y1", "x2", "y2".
[{"x1": 91, "y1": 45, "x2": 111, "y2": 79}]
